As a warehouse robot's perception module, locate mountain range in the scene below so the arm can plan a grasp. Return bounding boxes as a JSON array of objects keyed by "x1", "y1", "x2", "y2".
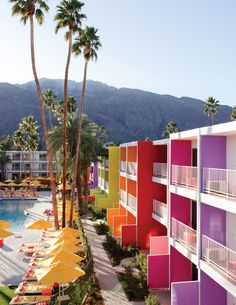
[{"x1": 0, "y1": 78, "x2": 233, "y2": 144}]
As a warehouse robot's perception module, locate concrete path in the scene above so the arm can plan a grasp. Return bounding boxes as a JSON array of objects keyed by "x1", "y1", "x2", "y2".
[
  {"x1": 81, "y1": 217, "x2": 144, "y2": 305},
  {"x1": 0, "y1": 191, "x2": 52, "y2": 285}
]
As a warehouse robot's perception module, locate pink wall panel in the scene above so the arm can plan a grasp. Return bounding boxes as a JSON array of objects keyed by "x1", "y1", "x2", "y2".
[
  {"x1": 170, "y1": 246, "x2": 192, "y2": 283},
  {"x1": 170, "y1": 193, "x2": 191, "y2": 233},
  {"x1": 148, "y1": 255, "x2": 169, "y2": 288},
  {"x1": 121, "y1": 224, "x2": 137, "y2": 245},
  {"x1": 150, "y1": 236, "x2": 169, "y2": 255},
  {"x1": 171, "y1": 140, "x2": 192, "y2": 166}
]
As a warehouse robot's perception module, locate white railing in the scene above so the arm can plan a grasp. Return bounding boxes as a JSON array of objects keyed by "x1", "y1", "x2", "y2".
[
  {"x1": 202, "y1": 235, "x2": 236, "y2": 280},
  {"x1": 203, "y1": 168, "x2": 236, "y2": 199},
  {"x1": 153, "y1": 162, "x2": 167, "y2": 178},
  {"x1": 153, "y1": 199, "x2": 167, "y2": 222},
  {"x1": 120, "y1": 189, "x2": 127, "y2": 204},
  {"x1": 172, "y1": 165, "x2": 197, "y2": 188},
  {"x1": 105, "y1": 159, "x2": 109, "y2": 168},
  {"x1": 128, "y1": 194, "x2": 137, "y2": 212},
  {"x1": 172, "y1": 217, "x2": 197, "y2": 253},
  {"x1": 127, "y1": 162, "x2": 137, "y2": 176},
  {"x1": 104, "y1": 180, "x2": 109, "y2": 191},
  {"x1": 120, "y1": 161, "x2": 127, "y2": 172}
]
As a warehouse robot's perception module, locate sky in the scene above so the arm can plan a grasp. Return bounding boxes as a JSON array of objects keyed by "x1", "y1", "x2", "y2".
[{"x1": 0, "y1": 0, "x2": 236, "y2": 106}]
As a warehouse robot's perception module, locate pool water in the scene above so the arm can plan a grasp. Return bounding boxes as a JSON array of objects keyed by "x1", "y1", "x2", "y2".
[{"x1": 0, "y1": 200, "x2": 36, "y2": 231}]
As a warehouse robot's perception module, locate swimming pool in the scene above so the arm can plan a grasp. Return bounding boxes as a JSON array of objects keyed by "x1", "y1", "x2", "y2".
[{"x1": 0, "y1": 200, "x2": 36, "y2": 231}]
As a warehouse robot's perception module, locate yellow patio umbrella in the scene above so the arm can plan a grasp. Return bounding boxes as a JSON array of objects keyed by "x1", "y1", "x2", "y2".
[
  {"x1": 0, "y1": 220, "x2": 11, "y2": 229},
  {"x1": 6, "y1": 182, "x2": 18, "y2": 187},
  {"x1": 46, "y1": 235, "x2": 81, "y2": 246},
  {"x1": 21, "y1": 178, "x2": 31, "y2": 183},
  {"x1": 38, "y1": 250, "x2": 84, "y2": 267},
  {"x1": 35, "y1": 262, "x2": 85, "y2": 284},
  {"x1": 0, "y1": 182, "x2": 7, "y2": 187},
  {"x1": 61, "y1": 227, "x2": 82, "y2": 238},
  {"x1": 58, "y1": 182, "x2": 71, "y2": 191},
  {"x1": 48, "y1": 241, "x2": 83, "y2": 255},
  {"x1": 18, "y1": 182, "x2": 29, "y2": 187},
  {"x1": 0, "y1": 229, "x2": 14, "y2": 238},
  {"x1": 4, "y1": 179, "x2": 14, "y2": 183},
  {"x1": 25, "y1": 219, "x2": 52, "y2": 230}
]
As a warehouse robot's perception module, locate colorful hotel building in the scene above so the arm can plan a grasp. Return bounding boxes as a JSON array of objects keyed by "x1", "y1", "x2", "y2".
[{"x1": 102, "y1": 121, "x2": 236, "y2": 305}]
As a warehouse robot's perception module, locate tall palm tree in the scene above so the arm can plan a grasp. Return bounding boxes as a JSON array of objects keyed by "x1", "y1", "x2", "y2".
[
  {"x1": 70, "y1": 26, "x2": 101, "y2": 226},
  {"x1": 204, "y1": 97, "x2": 220, "y2": 125},
  {"x1": 162, "y1": 121, "x2": 180, "y2": 139},
  {"x1": 231, "y1": 106, "x2": 236, "y2": 121},
  {"x1": 43, "y1": 89, "x2": 58, "y2": 128},
  {"x1": 55, "y1": 0, "x2": 86, "y2": 227},
  {"x1": 0, "y1": 152, "x2": 11, "y2": 182},
  {"x1": 10, "y1": 0, "x2": 59, "y2": 229},
  {"x1": 14, "y1": 129, "x2": 26, "y2": 179}
]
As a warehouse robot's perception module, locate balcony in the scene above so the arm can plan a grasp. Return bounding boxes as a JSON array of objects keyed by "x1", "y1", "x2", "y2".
[
  {"x1": 153, "y1": 199, "x2": 167, "y2": 223},
  {"x1": 202, "y1": 235, "x2": 236, "y2": 281},
  {"x1": 172, "y1": 217, "x2": 197, "y2": 253},
  {"x1": 105, "y1": 160, "x2": 109, "y2": 169},
  {"x1": 120, "y1": 189, "x2": 127, "y2": 204},
  {"x1": 153, "y1": 162, "x2": 167, "y2": 178},
  {"x1": 172, "y1": 165, "x2": 197, "y2": 189},
  {"x1": 127, "y1": 162, "x2": 137, "y2": 176},
  {"x1": 104, "y1": 180, "x2": 109, "y2": 191},
  {"x1": 128, "y1": 194, "x2": 137, "y2": 212},
  {"x1": 120, "y1": 161, "x2": 127, "y2": 172},
  {"x1": 203, "y1": 168, "x2": 236, "y2": 199}
]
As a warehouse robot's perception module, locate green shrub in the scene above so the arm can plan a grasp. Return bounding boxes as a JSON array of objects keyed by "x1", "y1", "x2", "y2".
[
  {"x1": 135, "y1": 252, "x2": 147, "y2": 274},
  {"x1": 94, "y1": 222, "x2": 110, "y2": 235},
  {"x1": 145, "y1": 294, "x2": 161, "y2": 305},
  {"x1": 123, "y1": 244, "x2": 139, "y2": 257},
  {"x1": 102, "y1": 233, "x2": 124, "y2": 264},
  {"x1": 89, "y1": 204, "x2": 106, "y2": 220}
]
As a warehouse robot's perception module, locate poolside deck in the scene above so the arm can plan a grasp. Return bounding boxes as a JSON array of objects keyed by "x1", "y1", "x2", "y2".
[{"x1": 0, "y1": 191, "x2": 52, "y2": 285}]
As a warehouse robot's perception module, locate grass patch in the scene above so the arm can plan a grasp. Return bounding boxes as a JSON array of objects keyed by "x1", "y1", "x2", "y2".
[
  {"x1": 0, "y1": 286, "x2": 16, "y2": 305},
  {"x1": 89, "y1": 204, "x2": 106, "y2": 221}
]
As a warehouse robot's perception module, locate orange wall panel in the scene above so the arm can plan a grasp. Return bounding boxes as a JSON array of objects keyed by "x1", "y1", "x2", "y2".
[
  {"x1": 120, "y1": 176, "x2": 126, "y2": 191},
  {"x1": 127, "y1": 211, "x2": 136, "y2": 224},
  {"x1": 120, "y1": 147, "x2": 126, "y2": 161},
  {"x1": 127, "y1": 179, "x2": 136, "y2": 196},
  {"x1": 107, "y1": 208, "x2": 120, "y2": 229},
  {"x1": 113, "y1": 215, "x2": 127, "y2": 237},
  {"x1": 128, "y1": 146, "x2": 137, "y2": 162},
  {"x1": 119, "y1": 204, "x2": 127, "y2": 215}
]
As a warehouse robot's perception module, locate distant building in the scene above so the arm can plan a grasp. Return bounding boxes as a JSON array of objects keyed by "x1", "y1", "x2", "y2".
[{"x1": 2, "y1": 151, "x2": 57, "y2": 180}]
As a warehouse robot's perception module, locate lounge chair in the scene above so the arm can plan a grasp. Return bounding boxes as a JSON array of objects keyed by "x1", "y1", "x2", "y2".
[{"x1": 10, "y1": 295, "x2": 50, "y2": 304}]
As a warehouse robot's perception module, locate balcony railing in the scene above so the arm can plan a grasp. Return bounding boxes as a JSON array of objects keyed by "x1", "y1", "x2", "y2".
[
  {"x1": 127, "y1": 162, "x2": 137, "y2": 176},
  {"x1": 172, "y1": 165, "x2": 197, "y2": 189},
  {"x1": 105, "y1": 160, "x2": 109, "y2": 168},
  {"x1": 120, "y1": 189, "x2": 127, "y2": 204},
  {"x1": 202, "y1": 235, "x2": 236, "y2": 280},
  {"x1": 172, "y1": 217, "x2": 197, "y2": 253},
  {"x1": 153, "y1": 162, "x2": 167, "y2": 178},
  {"x1": 120, "y1": 161, "x2": 127, "y2": 172},
  {"x1": 203, "y1": 168, "x2": 236, "y2": 199},
  {"x1": 104, "y1": 180, "x2": 109, "y2": 190},
  {"x1": 128, "y1": 194, "x2": 137, "y2": 212},
  {"x1": 153, "y1": 199, "x2": 167, "y2": 222}
]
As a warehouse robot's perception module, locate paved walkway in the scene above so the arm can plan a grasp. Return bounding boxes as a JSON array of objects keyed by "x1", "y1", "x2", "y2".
[
  {"x1": 81, "y1": 217, "x2": 144, "y2": 305},
  {"x1": 0, "y1": 191, "x2": 52, "y2": 285}
]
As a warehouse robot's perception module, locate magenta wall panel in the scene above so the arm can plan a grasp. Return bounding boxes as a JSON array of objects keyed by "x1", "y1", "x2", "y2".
[
  {"x1": 200, "y1": 271, "x2": 226, "y2": 305},
  {"x1": 170, "y1": 246, "x2": 192, "y2": 283},
  {"x1": 121, "y1": 224, "x2": 137, "y2": 246},
  {"x1": 150, "y1": 236, "x2": 169, "y2": 255},
  {"x1": 172, "y1": 281, "x2": 199, "y2": 305},
  {"x1": 147, "y1": 255, "x2": 169, "y2": 288},
  {"x1": 171, "y1": 140, "x2": 192, "y2": 166}
]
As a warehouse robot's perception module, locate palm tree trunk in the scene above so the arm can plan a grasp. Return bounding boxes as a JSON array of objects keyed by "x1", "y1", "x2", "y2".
[
  {"x1": 212, "y1": 114, "x2": 214, "y2": 126},
  {"x1": 69, "y1": 60, "x2": 88, "y2": 227},
  {"x1": 49, "y1": 110, "x2": 53, "y2": 129},
  {"x1": 29, "y1": 15, "x2": 59, "y2": 229},
  {"x1": 62, "y1": 30, "x2": 73, "y2": 228}
]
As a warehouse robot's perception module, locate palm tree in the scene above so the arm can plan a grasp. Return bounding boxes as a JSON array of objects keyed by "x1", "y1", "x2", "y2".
[
  {"x1": 43, "y1": 89, "x2": 58, "y2": 128},
  {"x1": 55, "y1": 0, "x2": 86, "y2": 227},
  {"x1": 14, "y1": 129, "x2": 26, "y2": 179},
  {"x1": 231, "y1": 106, "x2": 236, "y2": 121},
  {"x1": 204, "y1": 97, "x2": 220, "y2": 125},
  {"x1": 10, "y1": 0, "x2": 59, "y2": 229},
  {"x1": 70, "y1": 26, "x2": 101, "y2": 226},
  {"x1": 0, "y1": 152, "x2": 11, "y2": 182},
  {"x1": 162, "y1": 121, "x2": 180, "y2": 139}
]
